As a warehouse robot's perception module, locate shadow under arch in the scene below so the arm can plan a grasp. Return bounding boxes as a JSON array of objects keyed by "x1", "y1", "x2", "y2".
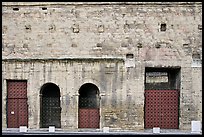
[
  {"x1": 40, "y1": 82, "x2": 61, "y2": 128},
  {"x1": 78, "y1": 83, "x2": 100, "y2": 128}
]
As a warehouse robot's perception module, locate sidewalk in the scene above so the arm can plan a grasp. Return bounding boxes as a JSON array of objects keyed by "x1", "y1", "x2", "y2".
[{"x1": 2, "y1": 128, "x2": 202, "y2": 135}]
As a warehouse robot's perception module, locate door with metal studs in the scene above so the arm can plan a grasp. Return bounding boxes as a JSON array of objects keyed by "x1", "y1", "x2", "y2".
[
  {"x1": 145, "y1": 90, "x2": 179, "y2": 129},
  {"x1": 40, "y1": 83, "x2": 61, "y2": 128},
  {"x1": 78, "y1": 83, "x2": 100, "y2": 128},
  {"x1": 7, "y1": 80, "x2": 28, "y2": 128},
  {"x1": 144, "y1": 69, "x2": 180, "y2": 129}
]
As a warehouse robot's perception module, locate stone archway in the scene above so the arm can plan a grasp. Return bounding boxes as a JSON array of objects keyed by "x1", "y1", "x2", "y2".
[
  {"x1": 78, "y1": 83, "x2": 100, "y2": 128},
  {"x1": 40, "y1": 83, "x2": 61, "y2": 128}
]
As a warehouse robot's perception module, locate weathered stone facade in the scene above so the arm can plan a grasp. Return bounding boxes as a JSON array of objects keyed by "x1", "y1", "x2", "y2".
[{"x1": 2, "y1": 2, "x2": 202, "y2": 131}]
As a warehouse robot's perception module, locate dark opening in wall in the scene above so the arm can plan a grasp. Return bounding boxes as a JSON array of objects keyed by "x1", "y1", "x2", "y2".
[
  {"x1": 42, "y1": 7, "x2": 47, "y2": 10},
  {"x1": 126, "y1": 53, "x2": 134, "y2": 59},
  {"x1": 160, "y1": 23, "x2": 166, "y2": 31},
  {"x1": 49, "y1": 24, "x2": 56, "y2": 32},
  {"x1": 25, "y1": 25, "x2": 31, "y2": 31},
  {"x1": 96, "y1": 43, "x2": 103, "y2": 47},
  {"x1": 26, "y1": 26, "x2": 31, "y2": 30},
  {"x1": 13, "y1": 8, "x2": 19, "y2": 11},
  {"x1": 145, "y1": 67, "x2": 180, "y2": 90},
  {"x1": 137, "y1": 43, "x2": 142, "y2": 48},
  {"x1": 40, "y1": 83, "x2": 61, "y2": 128},
  {"x1": 198, "y1": 25, "x2": 202, "y2": 30}
]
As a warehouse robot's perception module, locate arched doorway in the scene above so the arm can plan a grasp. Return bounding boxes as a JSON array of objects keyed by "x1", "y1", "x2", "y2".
[
  {"x1": 78, "y1": 83, "x2": 100, "y2": 128},
  {"x1": 40, "y1": 83, "x2": 61, "y2": 128}
]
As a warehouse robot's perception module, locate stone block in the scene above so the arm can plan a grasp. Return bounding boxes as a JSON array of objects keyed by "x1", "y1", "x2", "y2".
[
  {"x1": 103, "y1": 127, "x2": 109, "y2": 133},
  {"x1": 153, "y1": 127, "x2": 160, "y2": 134},
  {"x1": 191, "y1": 121, "x2": 201, "y2": 133},
  {"x1": 19, "y1": 126, "x2": 27, "y2": 132},
  {"x1": 49, "y1": 126, "x2": 55, "y2": 132}
]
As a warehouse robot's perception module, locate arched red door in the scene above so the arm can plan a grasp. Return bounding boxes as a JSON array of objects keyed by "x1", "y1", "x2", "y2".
[{"x1": 78, "y1": 83, "x2": 100, "y2": 128}]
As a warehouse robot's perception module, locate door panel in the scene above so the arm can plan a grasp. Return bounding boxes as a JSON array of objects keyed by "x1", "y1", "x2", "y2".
[
  {"x1": 79, "y1": 109, "x2": 90, "y2": 128},
  {"x1": 144, "y1": 90, "x2": 159, "y2": 128},
  {"x1": 159, "y1": 90, "x2": 179, "y2": 128},
  {"x1": 18, "y1": 99, "x2": 28, "y2": 126},
  {"x1": 7, "y1": 81, "x2": 27, "y2": 98},
  {"x1": 145, "y1": 90, "x2": 179, "y2": 129},
  {"x1": 89, "y1": 109, "x2": 99, "y2": 128},
  {"x1": 7, "y1": 99, "x2": 18, "y2": 128},
  {"x1": 79, "y1": 108, "x2": 99, "y2": 128},
  {"x1": 41, "y1": 97, "x2": 61, "y2": 128}
]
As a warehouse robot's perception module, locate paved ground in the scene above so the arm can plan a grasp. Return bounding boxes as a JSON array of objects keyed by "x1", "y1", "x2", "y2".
[{"x1": 2, "y1": 128, "x2": 202, "y2": 135}]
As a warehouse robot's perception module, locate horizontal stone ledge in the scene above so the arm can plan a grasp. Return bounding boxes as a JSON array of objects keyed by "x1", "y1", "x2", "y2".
[
  {"x1": 2, "y1": 57, "x2": 125, "y2": 62},
  {"x1": 2, "y1": 2, "x2": 201, "y2": 6}
]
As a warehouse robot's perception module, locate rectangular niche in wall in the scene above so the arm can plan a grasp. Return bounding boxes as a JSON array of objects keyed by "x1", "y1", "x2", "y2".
[
  {"x1": 125, "y1": 53, "x2": 135, "y2": 68},
  {"x1": 160, "y1": 23, "x2": 166, "y2": 31},
  {"x1": 145, "y1": 67, "x2": 181, "y2": 90}
]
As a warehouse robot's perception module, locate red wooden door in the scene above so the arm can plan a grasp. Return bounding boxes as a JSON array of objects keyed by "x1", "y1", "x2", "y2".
[
  {"x1": 7, "y1": 81, "x2": 28, "y2": 128},
  {"x1": 144, "y1": 90, "x2": 179, "y2": 129},
  {"x1": 79, "y1": 108, "x2": 99, "y2": 128}
]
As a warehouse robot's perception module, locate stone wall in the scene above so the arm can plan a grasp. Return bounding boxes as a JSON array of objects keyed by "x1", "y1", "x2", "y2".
[
  {"x1": 2, "y1": 2, "x2": 202, "y2": 130},
  {"x1": 2, "y1": 2, "x2": 202, "y2": 59}
]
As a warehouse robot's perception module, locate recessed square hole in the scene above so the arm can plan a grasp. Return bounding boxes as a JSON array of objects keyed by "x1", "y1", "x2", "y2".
[
  {"x1": 160, "y1": 23, "x2": 166, "y2": 31},
  {"x1": 198, "y1": 25, "x2": 202, "y2": 30},
  {"x1": 96, "y1": 43, "x2": 103, "y2": 47},
  {"x1": 126, "y1": 53, "x2": 134, "y2": 59},
  {"x1": 13, "y1": 8, "x2": 19, "y2": 11},
  {"x1": 42, "y1": 7, "x2": 47, "y2": 10}
]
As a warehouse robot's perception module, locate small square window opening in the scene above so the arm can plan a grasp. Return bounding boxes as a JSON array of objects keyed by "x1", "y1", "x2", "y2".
[{"x1": 161, "y1": 24, "x2": 166, "y2": 31}]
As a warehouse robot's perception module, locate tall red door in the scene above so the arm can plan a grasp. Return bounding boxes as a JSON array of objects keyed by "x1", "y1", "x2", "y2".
[
  {"x1": 144, "y1": 90, "x2": 179, "y2": 129},
  {"x1": 7, "y1": 80, "x2": 28, "y2": 128}
]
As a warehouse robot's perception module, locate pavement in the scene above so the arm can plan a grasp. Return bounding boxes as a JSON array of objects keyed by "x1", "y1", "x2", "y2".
[{"x1": 2, "y1": 128, "x2": 202, "y2": 135}]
